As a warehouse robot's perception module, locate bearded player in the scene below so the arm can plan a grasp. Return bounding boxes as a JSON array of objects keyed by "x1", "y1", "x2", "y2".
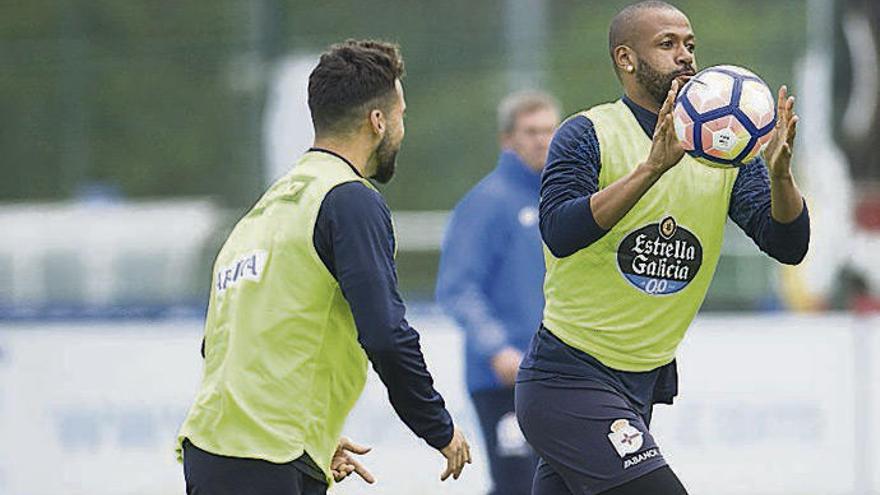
[
  {"x1": 177, "y1": 40, "x2": 470, "y2": 494},
  {"x1": 515, "y1": 2, "x2": 810, "y2": 494}
]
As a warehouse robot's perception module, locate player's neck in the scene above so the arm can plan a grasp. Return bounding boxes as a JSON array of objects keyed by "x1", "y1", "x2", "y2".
[
  {"x1": 623, "y1": 89, "x2": 661, "y2": 115},
  {"x1": 312, "y1": 135, "x2": 372, "y2": 178}
]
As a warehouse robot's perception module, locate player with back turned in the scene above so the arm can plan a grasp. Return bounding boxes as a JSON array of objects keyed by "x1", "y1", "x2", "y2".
[
  {"x1": 514, "y1": 2, "x2": 810, "y2": 494},
  {"x1": 176, "y1": 39, "x2": 470, "y2": 495}
]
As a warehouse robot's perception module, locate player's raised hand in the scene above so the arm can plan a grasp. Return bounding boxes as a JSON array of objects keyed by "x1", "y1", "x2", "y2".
[
  {"x1": 440, "y1": 427, "x2": 472, "y2": 481},
  {"x1": 765, "y1": 85, "x2": 799, "y2": 179},
  {"x1": 646, "y1": 79, "x2": 685, "y2": 175},
  {"x1": 331, "y1": 436, "x2": 375, "y2": 484}
]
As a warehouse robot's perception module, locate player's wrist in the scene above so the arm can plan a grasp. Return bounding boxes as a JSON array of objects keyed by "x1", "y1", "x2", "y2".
[
  {"x1": 769, "y1": 167, "x2": 794, "y2": 182},
  {"x1": 638, "y1": 160, "x2": 666, "y2": 179}
]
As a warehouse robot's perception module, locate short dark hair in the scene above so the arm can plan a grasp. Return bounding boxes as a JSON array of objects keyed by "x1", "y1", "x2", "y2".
[
  {"x1": 308, "y1": 39, "x2": 405, "y2": 136},
  {"x1": 609, "y1": 1, "x2": 681, "y2": 72}
]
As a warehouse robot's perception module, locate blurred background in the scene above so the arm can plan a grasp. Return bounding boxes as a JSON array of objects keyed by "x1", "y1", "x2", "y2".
[{"x1": 1, "y1": 0, "x2": 878, "y2": 493}]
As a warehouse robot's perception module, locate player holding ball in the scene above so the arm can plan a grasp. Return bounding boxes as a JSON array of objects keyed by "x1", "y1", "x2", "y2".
[{"x1": 515, "y1": 1, "x2": 809, "y2": 494}]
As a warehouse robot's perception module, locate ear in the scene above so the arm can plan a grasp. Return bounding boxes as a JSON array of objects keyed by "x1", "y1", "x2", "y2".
[
  {"x1": 369, "y1": 109, "x2": 386, "y2": 136},
  {"x1": 614, "y1": 45, "x2": 636, "y2": 74}
]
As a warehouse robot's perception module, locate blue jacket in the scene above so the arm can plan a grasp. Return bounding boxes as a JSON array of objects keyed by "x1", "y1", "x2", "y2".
[{"x1": 436, "y1": 150, "x2": 546, "y2": 393}]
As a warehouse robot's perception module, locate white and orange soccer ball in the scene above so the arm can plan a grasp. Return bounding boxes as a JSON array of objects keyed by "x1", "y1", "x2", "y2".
[{"x1": 673, "y1": 65, "x2": 777, "y2": 168}]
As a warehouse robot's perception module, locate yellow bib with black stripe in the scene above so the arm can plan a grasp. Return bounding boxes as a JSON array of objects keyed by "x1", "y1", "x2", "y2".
[{"x1": 542, "y1": 100, "x2": 739, "y2": 371}]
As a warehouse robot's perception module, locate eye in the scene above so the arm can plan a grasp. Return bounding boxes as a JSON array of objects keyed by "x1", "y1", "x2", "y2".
[
  {"x1": 686, "y1": 43, "x2": 696, "y2": 53},
  {"x1": 660, "y1": 40, "x2": 674, "y2": 48}
]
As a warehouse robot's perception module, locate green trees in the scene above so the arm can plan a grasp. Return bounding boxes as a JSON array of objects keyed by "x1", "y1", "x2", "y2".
[{"x1": 1, "y1": 0, "x2": 804, "y2": 209}]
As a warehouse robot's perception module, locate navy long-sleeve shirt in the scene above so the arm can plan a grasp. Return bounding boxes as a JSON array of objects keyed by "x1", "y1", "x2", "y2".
[
  {"x1": 310, "y1": 149, "x2": 453, "y2": 451},
  {"x1": 540, "y1": 96, "x2": 810, "y2": 262}
]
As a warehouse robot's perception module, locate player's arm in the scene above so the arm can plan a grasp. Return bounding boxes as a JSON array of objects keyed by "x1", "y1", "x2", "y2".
[
  {"x1": 540, "y1": 82, "x2": 683, "y2": 257},
  {"x1": 727, "y1": 86, "x2": 809, "y2": 265},
  {"x1": 539, "y1": 115, "x2": 608, "y2": 257},
  {"x1": 728, "y1": 164, "x2": 810, "y2": 265},
  {"x1": 589, "y1": 80, "x2": 685, "y2": 229},
  {"x1": 765, "y1": 85, "x2": 805, "y2": 224},
  {"x1": 436, "y1": 194, "x2": 519, "y2": 385},
  {"x1": 314, "y1": 182, "x2": 471, "y2": 480}
]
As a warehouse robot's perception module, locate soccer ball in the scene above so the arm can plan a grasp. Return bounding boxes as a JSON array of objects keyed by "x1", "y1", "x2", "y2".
[{"x1": 673, "y1": 65, "x2": 776, "y2": 168}]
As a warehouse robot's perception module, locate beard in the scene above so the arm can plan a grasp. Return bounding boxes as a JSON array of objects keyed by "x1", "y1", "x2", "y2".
[
  {"x1": 371, "y1": 133, "x2": 399, "y2": 184},
  {"x1": 635, "y1": 58, "x2": 694, "y2": 107}
]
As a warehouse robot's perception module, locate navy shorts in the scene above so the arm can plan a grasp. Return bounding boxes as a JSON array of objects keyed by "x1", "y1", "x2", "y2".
[
  {"x1": 515, "y1": 373, "x2": 667, "y2": 495},
  {"x1": 182, "y1": 439, "x2": 327, "y2": 495}
]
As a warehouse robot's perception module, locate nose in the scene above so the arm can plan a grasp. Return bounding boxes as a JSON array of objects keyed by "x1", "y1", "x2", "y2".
[{"x1": 676, "y1": 45, "x2": 694, "y2": 68}]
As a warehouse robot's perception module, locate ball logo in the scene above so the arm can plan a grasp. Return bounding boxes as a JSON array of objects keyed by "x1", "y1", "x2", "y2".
[
  {"x1": 607, "y1": 419, "x2": 644, "y2": 458},
  {"x1": 617, "y1": 216, "x2": 703, "y2": 295}
]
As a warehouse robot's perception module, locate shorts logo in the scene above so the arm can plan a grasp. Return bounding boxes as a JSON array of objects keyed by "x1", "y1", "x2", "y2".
[
  {"x1": 623, "y1": 447, "x2": 660, "y2": 469},
  {"x1": 607, "y1": 419, "x2": 643, "y2": 458},
  {"x1": 216, "y1": 250, "x2": 268, "y2": 294},
  {"x1": 616, "y1": 216, "x2": 703, "y2": 295}
]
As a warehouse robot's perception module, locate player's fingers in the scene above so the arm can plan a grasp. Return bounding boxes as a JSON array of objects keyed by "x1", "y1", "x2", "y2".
[
  {"x1": 783, "y1": 95, "x2": 795, "y2": 123},
  {"x1": 786, "y1": 115, "x2": 798, "y2": 145},
  {"x1": 333, "y1": 465, "x2": 353, "y2": 481},
  {"x1": 781, "y1": 142, "x2": 792, "y2": 157},
  {"x1": 348, "y1": 457, "x2": 376, "y2": 484},
  {"x1": 659, "y1": 80, "x2": 678, "y2": 119},
  {"x1": 342, "y1": 439, "x2": 372, "y2": 455},
  {"x1": 449, "y1": 447, "x2": 464, "y2": 480},
  {"x1": 440, "y1": 461, "x2": 453, "y2": 481},
  {"x1": 654, "y1": 111, "x2": 670, "y2": 141},
  {"x1": 777, "y1": 85, "x2": 787, "y2": 118},
  {"x1": 664, "y1": 114, "x2": 679, "y2": 149}
]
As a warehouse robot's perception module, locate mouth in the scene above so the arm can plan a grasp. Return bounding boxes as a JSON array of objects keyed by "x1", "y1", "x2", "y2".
[{"x1": 674, "y1": 72, "x2": 695, "y2": 84}]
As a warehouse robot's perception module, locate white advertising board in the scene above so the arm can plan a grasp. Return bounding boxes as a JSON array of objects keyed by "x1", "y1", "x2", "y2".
[
  {"x1": 653, "y1": 315, "x2": 860, "y2": 495},
  {"x1": 0, "y1": 314, "x2": 876, "y2": 495}
]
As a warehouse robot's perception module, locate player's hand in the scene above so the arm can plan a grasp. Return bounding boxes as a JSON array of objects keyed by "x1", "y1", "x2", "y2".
[
  {"x1": 491, "y1": 346, "x2": 523, "y2": 387},
  {"x1": 440, "y1": 427, "x2": 472, "y2": 481},
  {"x1": 645, "y1": 79, "x2": 685, "y2": 175},
  {"x1": 330, "y1": 436, "x2": 375, "y2": 484},
  {"x1": 765, "y1": 85, "x2": 799, "y2": 179}
]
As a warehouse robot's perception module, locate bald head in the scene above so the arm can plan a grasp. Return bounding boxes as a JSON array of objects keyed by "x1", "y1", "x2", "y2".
[
  {"x1": 609, "y1": 1, "x2": 682, "y2": 70},
  {"x1": 606, "y1": 1, "x2": 696, "y2": 110}
]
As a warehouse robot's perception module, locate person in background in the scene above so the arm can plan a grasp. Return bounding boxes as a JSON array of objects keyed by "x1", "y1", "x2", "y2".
[{"x1": 436, "y1": 91, "x2": 561, "y2": 495}]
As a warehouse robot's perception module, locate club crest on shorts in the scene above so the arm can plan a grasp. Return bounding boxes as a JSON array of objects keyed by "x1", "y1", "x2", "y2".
[
  {"x1": 616, "y1": 216, "x2": 703, "y2": 295},
  {"x1": 607, "y1": 419, "x2": 644, "y2": 458}
]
